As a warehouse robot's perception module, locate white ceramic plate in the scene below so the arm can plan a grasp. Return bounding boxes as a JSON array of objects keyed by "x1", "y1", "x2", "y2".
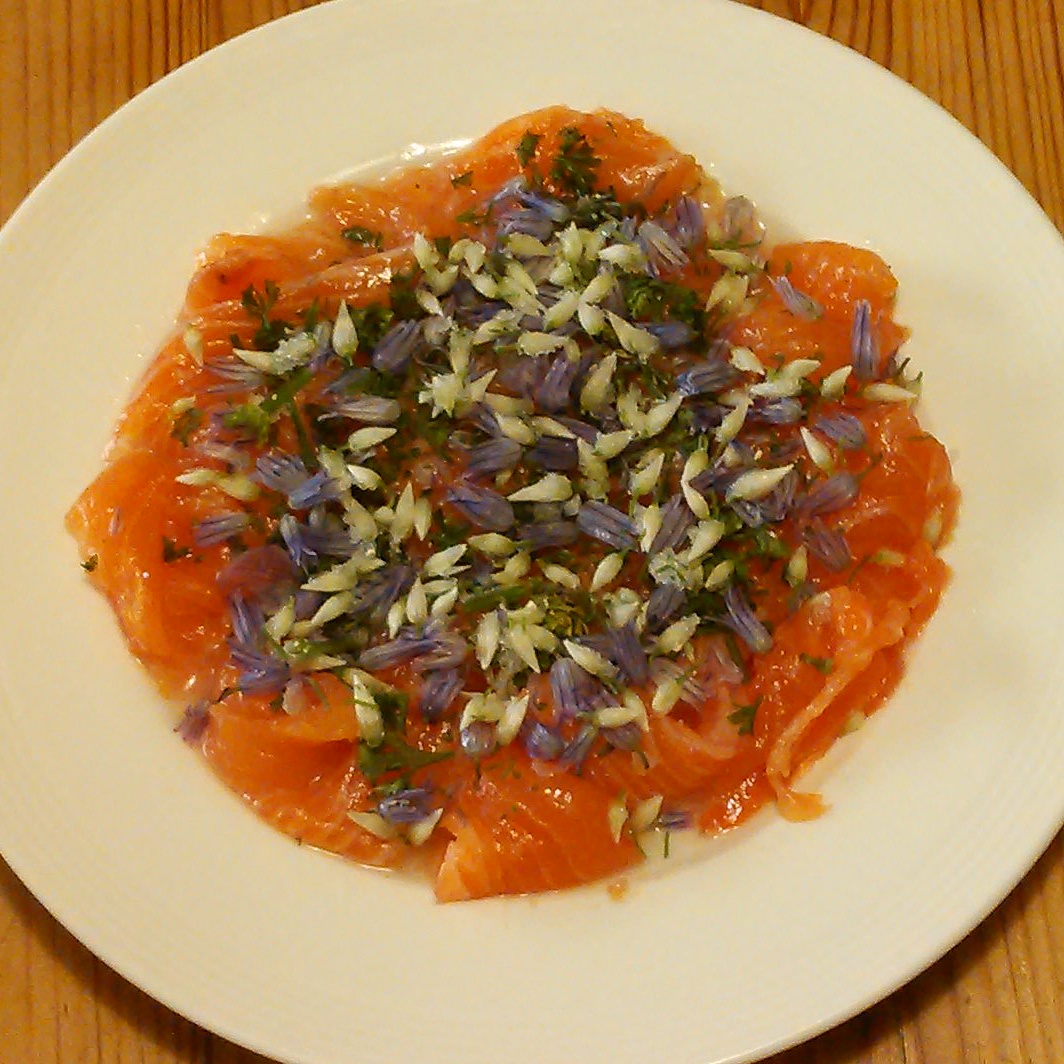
[{"x1": 1, "y1": 2, "x2": 1062, "y2": 1062}]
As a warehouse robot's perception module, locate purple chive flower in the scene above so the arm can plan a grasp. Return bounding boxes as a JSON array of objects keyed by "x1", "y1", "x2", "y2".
[
  {"x1": 205, "y1": 357, "x2": 266, "y2": 394},
  {"x1": 255, "y1": 451, "x2": 308, "y2": 495},
  {"x1": 638, "y1": 219, "x2": 688, "y2": 275},
  {"x1": 576, "y1": 501, "x2": 639, "y2": 550},
  {"x1": 549, "y1": 657, "x2": 608, "y2": 722},
  {"x1": 802, "y1": 521, "x2": 853, "y2": 571},
  {"x1": 419, "y1": 669, "x2": 463, "y2": 722},
  {"x1": 193, "y1": 511, "x2": 250, "y2": 547},
  {"x1": 521, "y1": 718, "x2": 565, "y2": 761},
  {"x1": 527, "y1": 436, "x2": 578, "y2": 472},
  {"x1": 175, "y1": 700, "x2": 211, "y2": 744},
  {"x1": 377, "y1": 788, "x2": 435, "y2": 825},
  {"x1": 463, "y1": 403, "x2": 501, "y2": 436},
  {"x1": 372, "y1": 318, "x2": 423, "y2": 374},
  {"x1": 749, "y1": 397, "x2": 804, "y2": 425},
  {"x1": 497, "y1": 207, "x2": 555, "y2": 241},
  {"x1": 850, "y1": 299, "x2": 879, "y2": 380},
  {"x1": 648, "y1": 657, "x2": 713, "y2": 705},
  {"x1": 688, "y1": 402, "x2": 728, "y2": 433},
  {"x1": 351, "y1": 565, "x2": 416, "y2": 620},
  {"x1": 648, "y1": 494, "x2": 696, "y2": 555},
  {"x1": 412, "y1": 629, "x2": 468, "y2": 672},
  {"x1": 657, "y1": 809, "x2": 692, "y2": 831},
  {"x1": 512, "y1": 185, "x2": 570, "y2": 223},
  {"x1": 229, "y1": 593, "x2": 264, "y2": 646},
  {"x1": 670, "y1": 195, "x2": 706, "y2": 248},
  {"x1": 358, "y1": 629, "x2": 439, "y2": 670},
  {"x1": 279, "y1": 513, "x2": 318, "y2": 569},
  {"x1": 277, "y1": 513, "x2": 357, "y2": 568},
  {"x1": 676, "y1": 358, "x2": 739, "y2": 396},
  {"x1": 721, "y1": 195, "x2": 760, "y2": 244},
  {"x1": 691, "y1": 460, "x2": 740, "y2": 497},
  {"x1": 229, "y1": 641, "x2": 291, "y2": 693},
  {"x1": 446, "y1": 481, "x2": 515, "y2": 532},
  {"x1": 215, "y1": 544, "x2": 297, "y2": 606},
  {"x1": 321, "y1": 395, "x2": 402, "y2": 424},
  {"x1": 495, "y1": 355, "x2": 542, "y2": 397},
  {"x1": 553, "y1": 416, "x2": 599, "y2": 443},
  {"x1": 601, "y1": 721, "x2": 642, "y2": 752},
  {"x1": 770, "y1": 275, "x2": 823, "y2": 320},
  {"x1": 644, "y1": 321, "x2": 696, "y2": 350},
  {"x1": 549, "y1": 658, "x2": 584, "y2": 720},
  {"x1": 193, "y1": 437, "x2": 252, "y2": 471},
  {"x1": 302, "y1": 509, "x2": 360, "y2": 558},
  {"x1": 460, "y1": 720, "x2": 497, "y2": 759},
  {"x1": 534, "y1": 353, "x2": 580, "y2": 413},
  {"x1": 723, "y1": 584, "x2": 773, "y2": 654},
  {"x1": 287, "y1": 469, "x2": 346, "y2": 510},
  {"x1": 495, "y1": 181, "x2": 570, "y2": 240},
  {"x1": 293, "y1": 588, "x2": 327, "y2": 621},
  {"x1": 800, "y1": 472, "x2": 860, "y2": 517},
  {"x1": 455, "y1": 304, "x2": 499, "y2": 334},
  {"x1": 646, "y1": 583, "x2": 686, "y2": 632},
  {"x1": 516, "y1": 520, "x2": 579, "y2": 551},
  {"x1": 604, "y1": 623, "x2": 649, "y2": 686},
  {"x1": 559, "y1": 723, "x2": 598, "y2": 771},
  {"x1": 465, "y1": 437, "x2": 523, "y2": 479},
  {"x1": 814, "y1": 412, "x2": 867, "y2": 450},
  {"x1": 730, "y1": 471, "x2": 798, "y2": 528},
  {"x1": 728, "y1": 498, "x2": 768, "y2": 528}
]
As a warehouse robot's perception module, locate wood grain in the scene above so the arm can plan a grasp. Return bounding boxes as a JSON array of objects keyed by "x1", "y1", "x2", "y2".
[{"x1": 1, "y1": 2, "x2": 1062, "y2": 1062}]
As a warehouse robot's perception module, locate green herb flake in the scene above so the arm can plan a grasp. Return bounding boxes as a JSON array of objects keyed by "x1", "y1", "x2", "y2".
[
  {"x1": 241, "y1": 280, "x2": 290, "y2": 351},
  {"x1": 80, "y1": 554, "x2": 99, "y2": 573},
  {"x1": 799, "y1": 653, "x2": 835, "y2": 675},
  {"x1": 222, "y1": 402, "x2": 273, "y2": 444},
  {"x1": 450, "y1": 170, "x2": 474, "y2": 188},
  {"x1": 170, "y1": 406, "x2": 203, "y2": 447},
  {"x1": 550, "y1": 127, "x2": 600, "y2": 197},
  {"x1": 515, "y1": 131, "x2": 541, "y2": 167},
  {"x1": 455, "y1": 205, "x2": 492, "y2": 228},
  {"x1": 162, "y1": 537, "x2": 192, "y2": 563},
  {"x1": 357, "y1": 736, "x2": 450, "y2": 784},
  {"x1": 389, "y1": 270, "x2": 423, "y2": 320},
  {"x1": 341, "y1": 225, "x2": 384, "y2": 249},
  {"x1": 727, "y1": 697, "x2": 762, "y2": 736},
  {"x1": 621, "y1": 274, "x2": 705, "y2": 331}
]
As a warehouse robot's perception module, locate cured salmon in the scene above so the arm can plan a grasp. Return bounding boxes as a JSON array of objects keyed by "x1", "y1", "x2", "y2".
[{"x1": 67, "y1": 107, "x2": 958, "y2": 901}]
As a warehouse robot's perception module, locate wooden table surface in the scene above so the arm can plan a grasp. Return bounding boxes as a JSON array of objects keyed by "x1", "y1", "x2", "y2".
[{"x1": 2, "y1": 1, "x2": 1062, "y2": 1061}]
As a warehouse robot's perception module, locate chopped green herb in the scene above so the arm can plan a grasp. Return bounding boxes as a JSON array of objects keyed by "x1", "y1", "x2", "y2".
[
  {"x1": 80, "y1": 554, "x2": 99, "y2": 573},
  {"x1": 170, "y1": 406, "x2": 203, "y2": 446},
  {"x1": 300, "y1": 300, "x2": 322, "y2": 333},
  {"x1": 357, "y1": 735, "x2": 450, "y2": 784},
  {"x1": 550, "y1": 126, "x2": 600, "y2": 197},
  {"x1": 799, "y1": 653, "x2": 835, "y2": 675},
  {"x1": 389, "y1": 270, "x2": 423, "y2": 320},
  {"x1": 162, "y1": 537, "x2": 192, "y2": 563},
  {"x1": 727, "y1": 698, "x2": 762, "y2": 736},
  {"x1": 222, "y1": 402, "x2": 273, "y2": 443},
  {"x1": 515, "y1": 131, "x2": 541, "y2": 167},
  {"x1": 461, "y1": 585, "x2": 528, "y2": 612},
  {"x1": 240, "y1": 280, "x2": 289, "y2": 351},
  {"x1": 455, "y1": 205, "x2": 492, "y2": 227},
  {"x1": 621, "y1": 274, "x2": 704, "y2": 331},
  {"x1": 450, "y1": 170, "x2": 474, "y2": 188},
  {"x1": 341, "y1": 225, "x2": 384, "y2": 249},
  {"x1": 569, "y1": 190, "x2": 625, "y2": 228}
]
